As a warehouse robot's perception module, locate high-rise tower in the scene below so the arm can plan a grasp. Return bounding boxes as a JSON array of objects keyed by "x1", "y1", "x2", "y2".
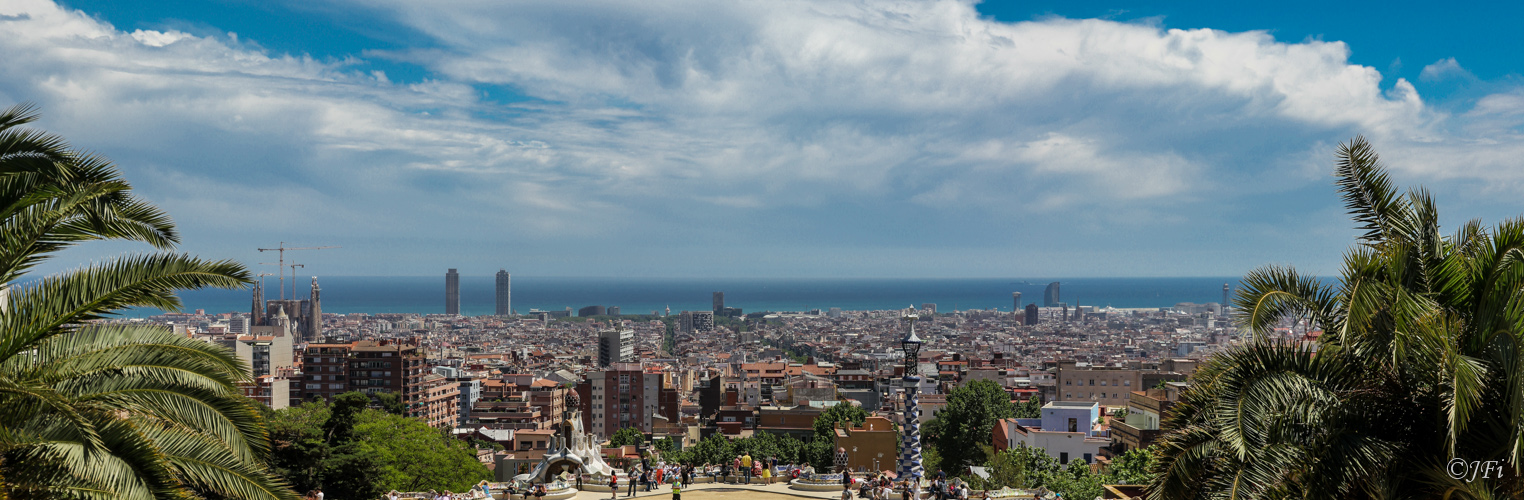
[
  {"x1": 1044, "y1": 282, "x2": 1061, "y2": 307},
  {"x1": 1223, "y1": 283, "x2": 1231, "y2": 311},
  {"x1": 1012, "y1": 292, "x2": 1022, "y2": 312},
  {"x1": 496, "y1": 270, "x2": 512, "y2": 316},
  {"x1": 307, "y1": 277, "x2": 322, "y2": 342},
  {"x1": 445, "y1": 268, "x2": 460, "y2": 315},
  {"x1": 598, "y1": 328, "x2": 634, "y2": 368},
  {"x1": 713, "y1": 291, "x2": 724, "y2": 314}
]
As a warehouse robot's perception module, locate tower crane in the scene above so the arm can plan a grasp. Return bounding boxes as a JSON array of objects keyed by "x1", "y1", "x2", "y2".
[
  {"x1": 257, "y1": 242, "x2": 338, "y2": 300},
  {"x1": 286, "y1": 263, "x2": 305, "y2": 300}
]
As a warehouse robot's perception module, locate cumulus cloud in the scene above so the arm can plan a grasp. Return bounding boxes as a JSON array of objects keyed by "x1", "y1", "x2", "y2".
[{"x1": 3, "y1": 0, "x2": 1524, "y2": 275}]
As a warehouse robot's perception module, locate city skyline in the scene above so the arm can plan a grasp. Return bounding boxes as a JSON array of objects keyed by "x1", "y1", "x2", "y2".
[{"x1": 11, "y1": 0, "x2": 1524, "y2": 279}]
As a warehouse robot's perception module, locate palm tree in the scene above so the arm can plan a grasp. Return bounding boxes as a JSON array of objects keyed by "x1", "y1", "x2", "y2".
[
  {"x1": 1150, "y1": 137, "x2": 1524, "y2": 498},
  {"x1": 0, "y1": 102, "x2": 297, "y2": 500}
]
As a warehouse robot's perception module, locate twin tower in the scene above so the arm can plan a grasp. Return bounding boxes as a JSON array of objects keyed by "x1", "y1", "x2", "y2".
[{"x1": 444, "y1": 269, "x2": 513, "y2": 316}]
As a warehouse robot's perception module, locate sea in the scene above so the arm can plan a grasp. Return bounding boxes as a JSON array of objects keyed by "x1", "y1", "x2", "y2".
[{"x1": 126, "y1": 276, "x2": 1246, "y2": 318}]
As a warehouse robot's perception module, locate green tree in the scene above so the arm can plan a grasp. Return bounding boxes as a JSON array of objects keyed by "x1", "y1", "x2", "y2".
[
  {"x1": 0, "y1": 103, "x2": 294, "y2": 500},
  {"x1": 373, "y1": 391, "x2": 406, "y2": 415},
  {"x1": 653, "y1": 437, "x2": 678, "y2": 455},
  {"x1": 932, "y1": 380, "x2": 1015, "y2": 474},
  {"x1": 683, "y1": 434, "x2": 734, "y2": 466},
  {"x1": 608, "y1": 427, "x2": 645, "y2": 447},
  {"x1": 1045, "y1": 459, "x2": 1105, "y2": 499},
  {"x1": 812, "y1": 402, "x2": 869, "y2": 440},
  {"x1": 1152, "y1": 137, "x2": 1524, "y2": 498},
  {"x1": 352, "y1": 411, "x2": 490, "y2": 493},
  {"x1": 266, "y1": 394, "x2": 488, "y2": 497},
  {"x1": 1014, "y1": 396, "x2": 1041, "y2": 419},
  {"x1": 1107, "y1": 448, "x2": 1155, "y2": 485},
  {"x1": 267, "y1": 402, "x2": 333, "y2": 492}
]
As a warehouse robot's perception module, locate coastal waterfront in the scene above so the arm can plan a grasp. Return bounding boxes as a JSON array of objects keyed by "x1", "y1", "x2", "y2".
[{"x1": 137, "y1": 276, "x2": 1246, "y2": 317}]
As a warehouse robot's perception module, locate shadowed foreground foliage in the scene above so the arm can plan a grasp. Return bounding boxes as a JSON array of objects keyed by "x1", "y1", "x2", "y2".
[
  {"x1": 1151, "y1": 137, "x2": 1524, "y2": 498},
  {"x1": 0, "y1": 102, "x2": 294, "y2": 499}
]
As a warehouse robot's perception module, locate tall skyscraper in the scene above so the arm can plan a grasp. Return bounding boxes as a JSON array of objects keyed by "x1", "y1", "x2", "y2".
[
  {"x1": 1025, "y1": 303, "x2": 1039, "y2": 325},
  {"x1": 445, "y1": 268, "x2": 460, "y2": 315},
  {"x1": 713, "y1": 292, "x2": 724, "y2": 313},
  {"x1": 1012, "y1": 292, "x2": 1022, "y2": 312},
  {"x1": 1043, "y1": 282, "x2": 1061, "y2": 307},
  {"x1": 1222, "y1": 283, "x2": 1231, "y2": 310},
  {"x1": 496, "y1": 270, "x2": 512, "y2": 316},
  {"x1": 306, "y1": 277, "x2": 322, "y2": 342},
  {"x1": 598, "y1": 329, "x2": 635, "y2": 368}
]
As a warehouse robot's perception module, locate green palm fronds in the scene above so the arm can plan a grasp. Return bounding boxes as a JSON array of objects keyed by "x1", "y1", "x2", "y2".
[
  {"x1": 1151, "y1": 137, "x2": 1524, "y2": 498},
  {"x1": 0, "y1": 102, "x2": 297, "y2": 500}
]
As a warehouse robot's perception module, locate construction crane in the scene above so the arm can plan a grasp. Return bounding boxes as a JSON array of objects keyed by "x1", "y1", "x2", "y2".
[
  {"x1": 286, "y1": 263, "x2": 305, "y2": 300},
  {"x1": 258, "y1": 263, "x2": 284, "y2": 300},
  {"x1": 257, "y1": 242, "x2": 338, "y2": 300}
]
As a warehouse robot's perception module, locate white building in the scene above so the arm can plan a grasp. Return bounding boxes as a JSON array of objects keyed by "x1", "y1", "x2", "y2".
[{"x1": 997, "y1": 401, "x2": 1110, "y2": 464}]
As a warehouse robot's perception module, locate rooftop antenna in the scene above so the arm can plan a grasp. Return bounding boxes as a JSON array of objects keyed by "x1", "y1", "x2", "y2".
[{"x1": 256, "y1": 242, "x2": 338, "y2": 301}]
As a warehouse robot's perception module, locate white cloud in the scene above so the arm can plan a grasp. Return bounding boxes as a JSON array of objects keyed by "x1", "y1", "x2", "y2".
[
  {"x1": 4, "y1": 0, "x2": 1524, "y2": 275},
  {"x1": 129, "y1": 29, "x2": 190, "y2": 47},
  {"x1": 1419, "y1": 57, "x2": 1474, "y2": 82}
]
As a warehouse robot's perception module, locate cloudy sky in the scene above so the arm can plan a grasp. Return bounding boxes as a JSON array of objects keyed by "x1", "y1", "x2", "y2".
[{"x1": 4, "y1": 0, "x2": 1524, "y2": 278}]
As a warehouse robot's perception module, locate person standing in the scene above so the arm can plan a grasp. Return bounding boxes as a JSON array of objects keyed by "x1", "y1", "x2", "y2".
[
  {"x1": 671, "y1": 478, "x2": 682, "y2": 500},
  {"x1": 741, "y1": 453, "x2": 753, "y2": 484},
  {"x1": 610, "y1": 474, "x2": 619, "y2": 500}
]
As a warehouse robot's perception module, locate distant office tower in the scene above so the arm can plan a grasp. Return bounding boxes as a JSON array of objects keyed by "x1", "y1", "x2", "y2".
[
  {"x1": 921, "y1": 303, "x2": 937, "y2": 314},
  {"x1": 713, "y1": 292, "x2": 724, "y2": 313},
  {"x1": 579, "y1": 305, "x2": 606, "y2": 317},
  {"x1": 608, "y1": 306, "x2": 620, "y2": 316},
  {"x1": 679, "y1": 311, "x2": 715, "y2": 333},
  {"x1": 445, "y1": 268, "x2": 460, "y2": 315},
  {"x1": 496, "y1": 270, "x2": 512, "y2": 316},
  {"x1": 1012, "y1": 292, "x2": 1022, "y2": 312},
  {"x1": 1044, "y1": 282, "x2": 1061, "y2": 307},
  {"x1": 1025, "y1": 303, "x2": 1039, "y2": 325},
  {"x1": 1222, "y1": 283, "x2": 1230, "y2": 310},
  {"x1": 1062, "y1": 304, "x2": 1069, "y2": 322},
  {"x1": 250, "y1": 280, "x2": 265, "y2": 326},
  {"x1": 307, "y1": 277, "x2": 322, "y2": 342},
  {"x1": 598, "y1": 329, "x2": 635, "y2": 367}
]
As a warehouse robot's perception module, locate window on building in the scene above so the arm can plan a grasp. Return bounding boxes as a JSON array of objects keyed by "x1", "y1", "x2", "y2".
[
  {"x1": 1083, "y1": 453, "x2": 1092, "y2": 463},
  {"x1": 1068, "y1": 418, "x2": 1077, "y2": 433},
  {"x1": 1059, "y1": 452, "x2": 1069, "y2": 464},
  {"x1": 1124, "y1": 380, "x2": 1131, "y2": 386},
  {"x1": 1089, "y1": 379, "x2": 1094, "y2": 386}
]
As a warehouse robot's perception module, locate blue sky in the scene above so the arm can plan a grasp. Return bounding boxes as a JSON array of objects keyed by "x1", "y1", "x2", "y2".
[{"x1": 4, "y1": 0, "x2": 1524, "y2": 278}]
